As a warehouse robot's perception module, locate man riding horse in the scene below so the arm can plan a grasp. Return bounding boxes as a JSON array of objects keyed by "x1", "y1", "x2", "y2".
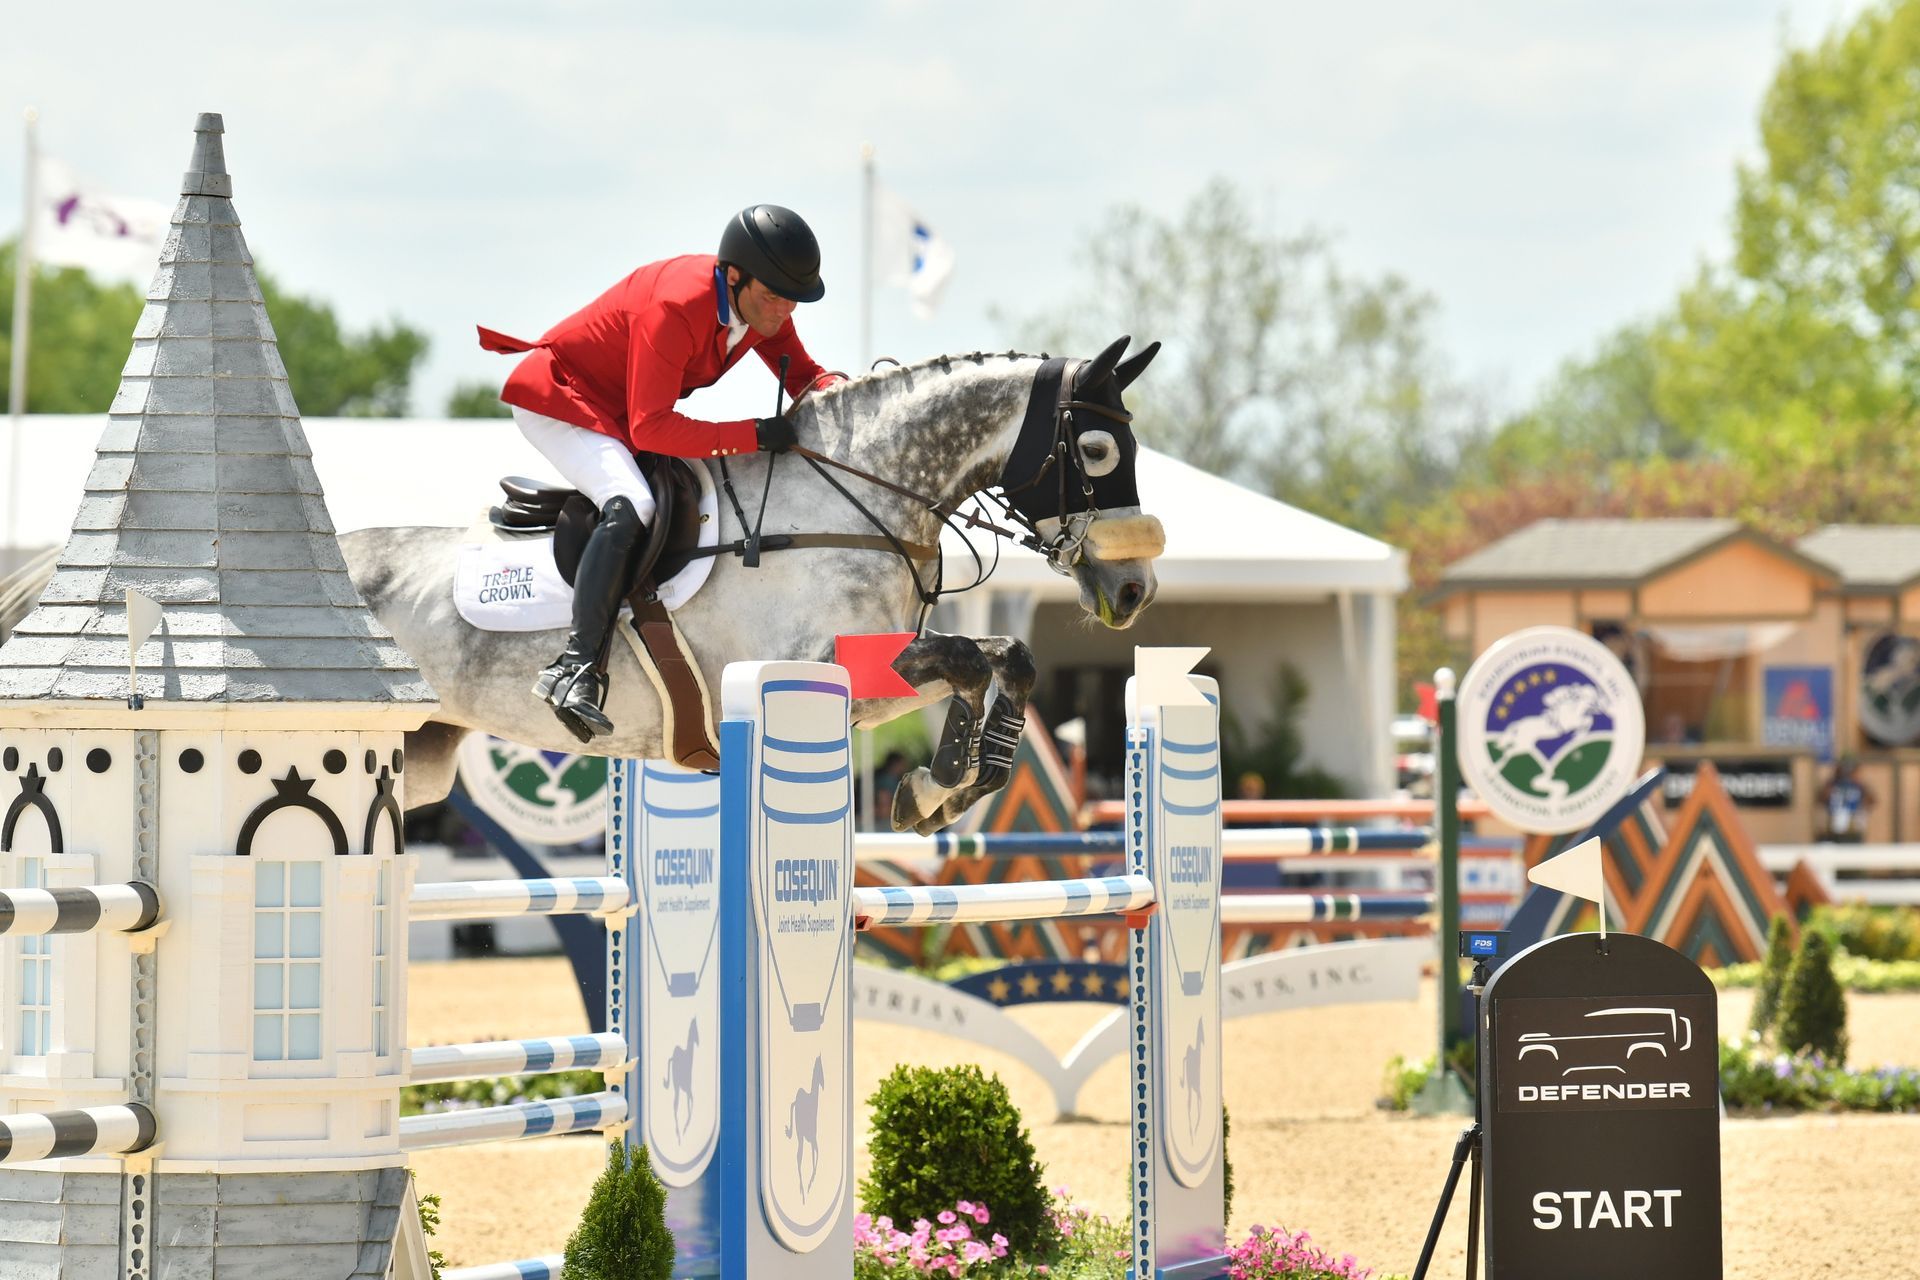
[{"x1": 478, "y1": 204, "x2": 841, "y2": 741}]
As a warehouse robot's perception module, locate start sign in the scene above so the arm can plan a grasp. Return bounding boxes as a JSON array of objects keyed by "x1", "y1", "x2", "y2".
[{"x1": 1480, "y1": 932, "x2": 1722, "y2": 1279}]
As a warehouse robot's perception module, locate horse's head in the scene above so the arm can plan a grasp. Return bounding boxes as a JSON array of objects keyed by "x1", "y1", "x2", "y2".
[{"x1": 998, "y1": 335, "x2": 1165, "y2": 628}]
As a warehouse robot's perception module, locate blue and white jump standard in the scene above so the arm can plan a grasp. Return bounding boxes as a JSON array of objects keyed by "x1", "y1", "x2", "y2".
[{"x1": 609, "y1": 657, "x2": 1228, "y2": 1279}]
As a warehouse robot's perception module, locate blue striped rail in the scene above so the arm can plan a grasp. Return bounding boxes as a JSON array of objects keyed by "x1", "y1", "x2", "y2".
[
  {"x1": 853, "y1": 827, "x2": 1431, "y2": 861},
  {"x1": 408, "y1": 1033, "x2": 628, "y2": 1085},
  {"x1": 1219, "y1": 892, "x2": 1435, "y2": 924},
  {"x1": 852, "y1": 873, "x2": 1156, "y2": 927},
  {"x1": 407, "y1": 877, "x2": 629, "y2": 922},
  {"x1": 397, "y1": 1090, "x2": 627, "y2": 1152},
  {"x1": 443, "y1": 1259, "x2": 564, "y2": 1280}
]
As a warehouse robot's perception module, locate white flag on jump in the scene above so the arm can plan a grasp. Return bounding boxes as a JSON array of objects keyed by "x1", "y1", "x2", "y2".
[
  {"x1": 872, "y1": 181, "x2": 955, "y2": 319},
  {"x1": 33, "y1": 156, "x2": 170, "y2": 280}
]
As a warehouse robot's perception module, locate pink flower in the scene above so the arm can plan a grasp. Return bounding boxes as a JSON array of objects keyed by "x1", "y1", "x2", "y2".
[
  {"x1": 971, "y1": 1205, "x2": 990, "y2": 1225},
  {"x1": 937, "y1": 1209, "x2": 957, "y2": 1225}
]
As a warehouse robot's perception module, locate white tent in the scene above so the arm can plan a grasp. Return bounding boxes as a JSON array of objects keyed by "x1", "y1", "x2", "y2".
[{"x1": 3, "y1": 415, "x2": 1407, "y2": 793}]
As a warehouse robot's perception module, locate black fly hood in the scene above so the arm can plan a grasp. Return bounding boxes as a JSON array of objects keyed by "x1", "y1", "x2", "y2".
[{"x1": 996, "y1": 335, "x2": 1162, "y2": 572}]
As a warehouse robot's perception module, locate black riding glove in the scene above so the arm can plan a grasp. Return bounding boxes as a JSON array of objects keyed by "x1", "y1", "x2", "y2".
[{"x1": 755, "y1": 415, "x2": 798, "y2": 453}]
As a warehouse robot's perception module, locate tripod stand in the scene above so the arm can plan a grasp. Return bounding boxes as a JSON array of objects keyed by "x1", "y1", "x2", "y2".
[{"x1": 1409, "y1": 952, "x2": 1491, "y2": 1280}]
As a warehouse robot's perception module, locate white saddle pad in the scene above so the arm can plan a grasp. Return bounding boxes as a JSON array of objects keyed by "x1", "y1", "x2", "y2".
[{"x1": 453, "y1": 461, "x2": 721, "y2": 632}]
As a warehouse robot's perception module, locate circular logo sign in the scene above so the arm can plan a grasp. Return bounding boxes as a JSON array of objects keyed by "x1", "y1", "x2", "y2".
[
  {"x1": 1457, "y1": 627, "x2": 1645, "y2": 835},
  {"x1": 455, "y1": 735, "x2": 608, "y2": 845},
  {"x1": 1858, "y1": 632, "x2": 1920, "y2": 747}
]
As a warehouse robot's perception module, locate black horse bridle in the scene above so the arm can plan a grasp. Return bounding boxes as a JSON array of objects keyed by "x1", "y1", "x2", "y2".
[{"x1": 715, "y1": 352, "x2": 1138, "y2": 629}]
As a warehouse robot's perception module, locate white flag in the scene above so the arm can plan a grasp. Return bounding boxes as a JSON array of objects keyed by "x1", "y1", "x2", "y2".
[
  {"x1": 1527, "y1": 836, "x2": 1608, "y2": 939},
  {"x1": 872, "y1": 182, "x2": 955, "y2": 319},
  {"x1": 33, "y1": 157, "x2": 171, "y2": 280}
]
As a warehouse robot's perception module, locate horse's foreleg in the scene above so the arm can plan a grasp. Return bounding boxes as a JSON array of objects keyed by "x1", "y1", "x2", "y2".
[
  {"x1": 916, "y1": 636, "x2": 1037, "y2": 832},
  {"x1": 850, "y1": 633, "x2": 996, "y2": 835}
]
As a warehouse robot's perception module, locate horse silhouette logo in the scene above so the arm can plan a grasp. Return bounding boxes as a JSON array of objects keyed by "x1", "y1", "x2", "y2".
[
  {"x1": 1861, "y1": 633, "x2": 1920, "y2": 746},
  {"x1": 661, "y1": 1017, "x2": 700, "y2": 1139},
  {"x1": 1459, "y1": 630, "x2": 1644, "y2": 837},
  {"x1": 1490, "y1": 682, "x2": 1604, "y2": 800},
  {"x1": 784, "y1": 1056, "x2": 826, "y2": 1200},
  {"x1": 1176, "y1": 1018, "x2": 1206, "y2": 1136}
]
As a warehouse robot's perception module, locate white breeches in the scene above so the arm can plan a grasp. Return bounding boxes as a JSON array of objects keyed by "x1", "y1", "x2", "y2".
[{"x1": 514, "y1": 407, "x2": 657, "y2": 522}]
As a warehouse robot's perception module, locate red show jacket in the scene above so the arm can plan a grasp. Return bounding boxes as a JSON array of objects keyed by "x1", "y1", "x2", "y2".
[{"x1": 478, "y1": 254, "x2": 825, "y2": 458}]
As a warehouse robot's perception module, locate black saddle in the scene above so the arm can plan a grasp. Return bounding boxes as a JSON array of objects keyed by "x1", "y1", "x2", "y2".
[{"x1": 489, "y1": 457, "x2": 708, "y2": 595}]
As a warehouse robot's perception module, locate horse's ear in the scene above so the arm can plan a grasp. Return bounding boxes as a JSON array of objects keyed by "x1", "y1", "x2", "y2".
[
  {"x1": 1075, "y1": 335, "x2": 1131, "y2": 393},
  {"x1": 1113, "y1": 340, "x2": 1161, "y2": 390}
]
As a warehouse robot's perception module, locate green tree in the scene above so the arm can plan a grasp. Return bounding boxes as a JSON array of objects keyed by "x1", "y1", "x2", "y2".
[
  {"x1": 1, "y1": 241, "x2": 428, "y2": 416},
  {"x1": 1001, "y1": 178, "x2": 1489, "y2": 534},
  {"x1": 1484, "y1": 323, "x2": 1695, "y2": 474},
  {"x1": 561, "y1": 1143, "x2": 675, "y2": 1280},
  {"x1": 0, "y1": 244, "x2": 143, "y2": 412},
  {"x1": 1653, "y1": 0, "x2": 1920, "y2": 459},
  {"x1": 257, "y1": 271, "x2": 428, "y2": 416},
  {"x1": 1775, "y1": 929, "x2": 1850, "y2": 1063},
  {"x1": 1751, "y1": 915, "x2": 1796, "y2": 1040},
  {"x1": 445, "y1": 379, "x2": 511, "y2": 418}
]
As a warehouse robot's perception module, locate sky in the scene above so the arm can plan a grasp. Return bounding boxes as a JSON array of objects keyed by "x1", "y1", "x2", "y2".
[{"x1": 1, "y1": 0, "x2": 1881, "y2": 431}]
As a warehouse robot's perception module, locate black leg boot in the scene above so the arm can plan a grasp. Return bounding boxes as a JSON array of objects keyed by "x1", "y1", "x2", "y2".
[{"x1": 533, "y1": 495, "x2": 644, "y2": 742}]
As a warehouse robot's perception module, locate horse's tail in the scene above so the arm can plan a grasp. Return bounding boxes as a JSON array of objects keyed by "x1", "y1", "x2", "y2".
[{"x1": 785, "y1": 1099, "x2": 794, "y2": 1140}]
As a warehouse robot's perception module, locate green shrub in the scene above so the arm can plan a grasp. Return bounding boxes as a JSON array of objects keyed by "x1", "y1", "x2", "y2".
[
  {"x1": 1750, "y1": 915, "x2": 1794, "y2": 1039},
  {"x1": 1711, "y1": 953, "x2": 1920, "y2": 993},
  {"x1": 860, "y1": 1064, "x2": 1053, "y2": 1256},
  {"x1": 1378, "y1": 1053, "x2": 1437, "y2": 1111},
  {"x1": 1719, "y1": 1039, "x2": 1920, "y2": 1113},
  {"x1": 561, "y1": 1143, "x2": 675, "y2": 1280},
  {"x1": 1222, "y1": 1104, "x2": 1235, "y2": 1226},
  {"x1": 412, "y1": 1177, "x2": 447, "y2": 1280},
  {"x1": 1389, "y1": 1037, "x2": 1920, "y2": 1115},
  {"x1": 1776, "y1": 931, "x2": 1850, "y2": 1064},
  {"x1": 1811, "y1": 904, "x2": 1920, "y2": 962}
]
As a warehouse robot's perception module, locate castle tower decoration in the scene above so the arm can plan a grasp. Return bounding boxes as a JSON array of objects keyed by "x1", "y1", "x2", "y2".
[{"x1": 0, "y1": 114, "x2": 436, "y2": 1278}]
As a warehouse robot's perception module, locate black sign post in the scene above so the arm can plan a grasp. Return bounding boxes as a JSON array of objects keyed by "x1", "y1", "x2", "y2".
[{"x1": 1479, "y1": 932, "x2": 1722, "y2": 1278}]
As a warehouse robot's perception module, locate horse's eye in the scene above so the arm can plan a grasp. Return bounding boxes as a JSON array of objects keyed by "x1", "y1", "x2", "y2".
[{"x1": 1079, "y1": 430, "x2": 1119, "y2": 477}]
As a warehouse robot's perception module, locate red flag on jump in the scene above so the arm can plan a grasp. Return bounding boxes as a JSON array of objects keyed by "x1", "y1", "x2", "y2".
[{"x1": 835, "y1": 632, "x2": 917, "y2": 698}]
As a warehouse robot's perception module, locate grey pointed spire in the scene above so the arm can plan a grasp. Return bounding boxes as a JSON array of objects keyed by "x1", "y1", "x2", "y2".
[{"x1": 0, "y1": 115, "x2": 434, "y2": 707}]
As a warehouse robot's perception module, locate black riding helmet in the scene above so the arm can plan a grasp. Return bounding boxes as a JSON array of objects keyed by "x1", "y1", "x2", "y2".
[{"x1": 718, "y1": 205, "x2": 826, "y2": 303}]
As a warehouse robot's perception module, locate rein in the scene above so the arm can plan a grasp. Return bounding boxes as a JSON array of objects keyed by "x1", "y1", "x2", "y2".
[{"x1": 706, "y1": 356, "x2": 1127, "y2": 628}]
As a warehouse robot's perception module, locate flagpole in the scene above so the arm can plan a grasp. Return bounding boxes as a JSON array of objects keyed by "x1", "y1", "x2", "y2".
[
  {"x1": 859, "y1": 142, "x2": 874, "y2": 371},
  {"x1": 6, "y1": 108, "x2": 36, "y2": 561},
  {"x1": 858, "y1": 141, "x2": 877, "y2": 830}
]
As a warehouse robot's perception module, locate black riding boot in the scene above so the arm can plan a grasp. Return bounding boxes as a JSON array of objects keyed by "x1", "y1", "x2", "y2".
[{"x1": 533, "y1": 495, "x2": 644, "y2": 743}]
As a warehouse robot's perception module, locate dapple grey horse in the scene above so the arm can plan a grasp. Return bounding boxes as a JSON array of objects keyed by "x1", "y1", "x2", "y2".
[{"x1": 1, "y1": 339, "x2": 1165, "y2": 833}]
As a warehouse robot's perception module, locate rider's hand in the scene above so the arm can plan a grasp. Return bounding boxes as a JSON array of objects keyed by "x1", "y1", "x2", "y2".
[
  {"x1": 756, "y1": 415, "x2": 798, "y2": 453},
  {"x1": 810, "y1": 372, "x2": 848, "y2": 393}
]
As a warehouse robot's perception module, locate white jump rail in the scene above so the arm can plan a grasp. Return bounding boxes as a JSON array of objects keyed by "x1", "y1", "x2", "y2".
[
  {"x1": 408, "y1": 1033, "x2": 628, "y2": 1085},
  {"x1": 852, "y1": 873, "x2": 1156, "y2": 927},
  {"x1": 408, "y1": 876, "x2": 629, "y2": 922},
  {"x1": 0, "y1": 882, "x2": 161, "y2": 936},
  {"x1": 1220, "y1": 892, "x2": 1435, "y2": 924},
  {"x1": 0, "y1": 1103, "x2": 157, "y2": 1166},
  {"x1": 398, "y1": 1090, "x2": 628, "y2": 1152},
  {"x1": 444, "y1": 1259, "x2": 564, "y2": 1280},
  {"x1": 1761, "y1": 844, "x2": 1920, "y2": 906}
]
